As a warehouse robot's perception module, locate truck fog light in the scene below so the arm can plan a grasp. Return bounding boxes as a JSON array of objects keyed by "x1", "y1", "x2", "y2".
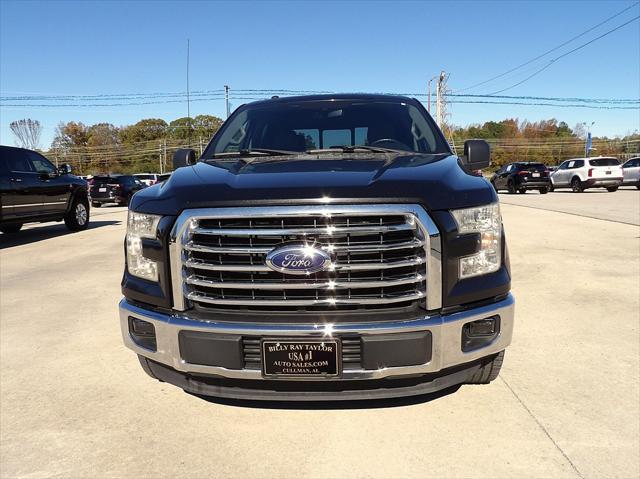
[
  {"x1": 128, "y1": 317, "x2": 157, "y2": 351},
  {"x1": 462, "y1": 316, "x2": 500, "y2": 352},
  {"x1": 451, "y1": 203, "x2": 501, "y2": 278},
  {"x1": 126, "y1": 212, "x2": 161, "y2": 281},
  {"x1": 467, "y1": 318, "x2": 497, "y2": 336}
]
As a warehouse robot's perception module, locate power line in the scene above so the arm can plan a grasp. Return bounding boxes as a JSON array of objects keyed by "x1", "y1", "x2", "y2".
[
  {"x1": 2, "y1": 88, "x2": 638, "y2": 106},
  {"x1": 454, "y1": 1, "x2": 640, "y2": 93},
  {"x1": 484, "y1": 14, "x2": 640, "y2": 95},
  {"x1": 3, "y1": 93, "x2": 637, "y2": 108},
  {"x1": 448, "y1": 94, "x2": 639, "y2": 104},
  {"x1": 449, "y1": 100, "x2": 638, "y2": 110}
]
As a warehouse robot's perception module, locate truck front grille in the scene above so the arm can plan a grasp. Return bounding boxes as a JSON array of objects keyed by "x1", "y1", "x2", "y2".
[{"x1": 171, "y1": 205, "x2": 439, "y2": 312}]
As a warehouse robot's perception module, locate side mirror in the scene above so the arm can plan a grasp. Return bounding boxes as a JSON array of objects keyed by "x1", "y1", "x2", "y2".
[
  {"x1": 58, "y1": 163, "x2": 72, "y2": 175},
  {"x1": 461, "y1": 140, "x2": 491, "y2": 171},
  {"x1": 173, "y1": 148, "x2": 197, "y2": 169}
]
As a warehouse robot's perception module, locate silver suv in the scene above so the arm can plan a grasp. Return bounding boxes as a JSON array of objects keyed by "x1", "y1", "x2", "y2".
[
  {"x1": 622, "y1": 157, "x2": 640, "y2": 189},
  {"x1": 550, "y1": 157, "x2": 623, "y2": 192}
]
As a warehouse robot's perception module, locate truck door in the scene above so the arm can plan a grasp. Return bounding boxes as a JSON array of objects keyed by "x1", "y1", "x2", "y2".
[
  {"x1": 27, "y1": 151, "x2": 70, "y2": 214},
  {"x1": 5, "y1": 149, "x2": 43, "y2": 220},
  {"x1": 0, "y1": 156, "x2": 14, "y2": 220}
]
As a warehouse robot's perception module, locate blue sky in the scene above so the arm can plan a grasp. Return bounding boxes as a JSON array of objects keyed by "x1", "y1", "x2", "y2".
[{"x1": 1, "y1": 0, "x2": 639, "y2": 148}]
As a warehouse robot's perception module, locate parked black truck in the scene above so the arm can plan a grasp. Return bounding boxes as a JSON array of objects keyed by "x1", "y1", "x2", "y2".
[
  {"x1": 0, "y1": 146, "x2": 89, "y2": 234},
  {"x1": 120, "y1": 94, "x2": 514, "y2": 400}
]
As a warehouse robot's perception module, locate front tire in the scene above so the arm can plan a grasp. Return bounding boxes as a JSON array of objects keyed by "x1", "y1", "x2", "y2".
[
  {"x1": 507, "y1": 180, "x2": 516, "y2": 194},
  {"x1": 571, "y1": 177, "x2": 583, "y2": 193},
  {"x1": 606, "y1": 186, "x2": 618, "y2": 192},
  {"x1": 65, "y1": 196, "x2": 90, "y2": 231},
  {"x1": 466, "y1": 351, "x2": 505, "y2": 384},
  {"x1": 0, "y1": 223, "x2": 23, "y2": 234},
  {"x1": 92, "y1": 202, "x2": 102, "y2": 208},
  {"x1": 539, "y1": 187, "x2": 548, "y2": 194}
]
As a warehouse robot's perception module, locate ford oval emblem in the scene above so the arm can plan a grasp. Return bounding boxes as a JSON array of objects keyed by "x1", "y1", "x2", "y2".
[{"x1": 265, "y1": 244, "x2": 332, "y2": 275}]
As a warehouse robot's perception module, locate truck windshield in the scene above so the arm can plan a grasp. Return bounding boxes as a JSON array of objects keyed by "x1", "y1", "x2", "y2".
[{"x1": 205, "y1": 99, "x2": 450, "y2": 157}]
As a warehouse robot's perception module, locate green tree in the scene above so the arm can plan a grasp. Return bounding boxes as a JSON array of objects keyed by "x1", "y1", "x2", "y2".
[
  {"x1": 119, "y1": 118, "x2": 168, "y2": 145},
  {"x1": 168, "y1": 114, "x2": 223, "y2": 142}
]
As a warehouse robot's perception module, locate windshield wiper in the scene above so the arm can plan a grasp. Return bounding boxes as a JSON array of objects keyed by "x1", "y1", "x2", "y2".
[
  {"x1": 307, "y1": 146, "x2": 416, "y2": 154},
  {"x1": 209, "y1": 148, "x2": 300, "y2": 159}
]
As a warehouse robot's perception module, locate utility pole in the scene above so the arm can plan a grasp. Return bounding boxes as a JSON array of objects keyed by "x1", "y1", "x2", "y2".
[
  {"x1": 159, "y1": 141, "x2": 163, "y2": 174},
  {"x1": 199, "y1": 136, "x2": 203, "y2": 155},
  {"x1": 186, "y1": 39, "x2": 191, "y2": 121},
  {"x1": 436, "y1": 71, "x2": 449, "y2": 129},
  {"x1": 427, "y1": 75, "x2": 438, "y2": 113},
  {"x1": 224, "y1": 85, "x2": 230, "y2": 119},
  {"x1": 163, "y1": 139, "x2": 167, "y2": 173}
]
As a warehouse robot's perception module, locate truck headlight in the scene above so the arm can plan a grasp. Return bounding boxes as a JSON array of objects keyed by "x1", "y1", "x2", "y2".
[
  {"x1": 126, "y1": 212, "x2": 161, "y2": 281},
  {"x1": 451, "y1": 203, "x2": 501, "y2": 279}
]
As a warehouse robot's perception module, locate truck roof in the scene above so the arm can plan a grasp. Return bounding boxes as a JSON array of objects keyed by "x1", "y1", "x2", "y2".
[{"x1": 244, "y1": 93, "x2": 418, "y2": 107}]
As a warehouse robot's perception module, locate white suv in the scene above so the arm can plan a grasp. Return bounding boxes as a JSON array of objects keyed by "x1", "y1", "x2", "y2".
[
  {"x1": 621, "y1": 157, "x2": 640, "y2": 189},
  {"x1": 550, "y1": 157, "x2": 623, "y2": 193},
  {"x1": 133, "y1": 173, "x2": 160, "y2": 187}
]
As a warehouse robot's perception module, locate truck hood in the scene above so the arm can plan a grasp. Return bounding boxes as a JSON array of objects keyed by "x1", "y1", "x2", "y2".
[{"x1": 131, "y1": 153, "x2": 496, "y2": 215}]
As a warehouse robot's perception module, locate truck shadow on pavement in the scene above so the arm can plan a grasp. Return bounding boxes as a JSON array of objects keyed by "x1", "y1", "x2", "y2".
[
  {"x1": 189, "y1": 385, "x2": 462, "y2": 410},
  {"x1": 0, "y1": 220, "x2": 121, "y2": 249}
]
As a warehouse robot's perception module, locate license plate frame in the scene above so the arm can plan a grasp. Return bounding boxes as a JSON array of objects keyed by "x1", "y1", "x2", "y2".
[
  {"x1": 98, "y1": 187, "x2": 107, "y2": 192},
  {"x1": 532, "y1": 172, "x2": 541, "y2": 178},
  {"x1": 261, "y1": 339, "x2": 341, "y2": 378}
]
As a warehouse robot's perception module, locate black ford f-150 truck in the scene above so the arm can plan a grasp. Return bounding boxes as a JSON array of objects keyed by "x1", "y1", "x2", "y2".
[{"x1": 120, "y1": 94, "x2": 514, "y2": 400}]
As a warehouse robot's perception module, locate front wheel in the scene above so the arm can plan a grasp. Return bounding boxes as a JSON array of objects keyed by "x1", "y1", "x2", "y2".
[
  {"x1": 91, "y1": 202, "x2": 102, "y2": 208},
  {"x1": 548, "y1": 184, "x2": 554, "y2": 192},
  {"x1": 65, "y1": 196, "x2": 90, "y2": 231},
  {"x1": 0, "y1": 223, "x2": 23, "y2": 234},
  {"x1": 466, "y1": 351, "x2": 504, "y2": 384},
  {"x1": 539, "y1": 188, "x2": 548, "y2": 194},
  {"x1": 571, "y1": 177, "x2": 583, "y2": 193},
  {"x1": 606, "y1": 186, "x2": 618, "y2": 192},
  {"x1": 518, "y1": 188, "x2": 526, "y2": 194},
  {"x1": 507, "y1": 180, "x2": 516, "y2": 194}
]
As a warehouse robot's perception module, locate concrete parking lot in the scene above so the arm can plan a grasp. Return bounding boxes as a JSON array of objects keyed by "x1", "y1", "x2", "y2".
[{"x1": 1, "y1": 194, "x2": 639, "y2": 478}]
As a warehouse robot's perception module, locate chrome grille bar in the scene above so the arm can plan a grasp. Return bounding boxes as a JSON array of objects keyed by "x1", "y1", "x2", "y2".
[
  {"x1": 185, "y1": 274, "x2": 423, "y2": 290},
  {"x1": 187, "y1": 291, "x2": 425, "y2": 306},
  {"x1": 183, "y1": 238, "x2": 425, "y2": 254},
  {"x1": 191, "y1": 223, "x2": 415, "y2": 237},
  {"x1": 183, "y1": 257, "x2": 426, "y2": 272}
]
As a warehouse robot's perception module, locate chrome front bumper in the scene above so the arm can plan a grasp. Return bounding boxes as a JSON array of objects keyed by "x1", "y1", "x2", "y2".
[{"x1": 120, "y1": 294, "x2": 515, "y2": 381}]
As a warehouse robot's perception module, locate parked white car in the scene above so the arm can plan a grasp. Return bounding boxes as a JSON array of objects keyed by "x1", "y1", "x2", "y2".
[
  {"x1": 134, "y1": 173, "x2": 160, "y2": 187},
  {"x1": 621, "y1": 157, "x2": 640, "y2": 189},
  {"x1": 550, "y1": 157, "x2": 623, "y2": 193}
]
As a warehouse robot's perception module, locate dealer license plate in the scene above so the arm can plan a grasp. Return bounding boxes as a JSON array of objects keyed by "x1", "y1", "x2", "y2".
[
  {"x1": 262, "y1": 340, "x2": 340, "y2": 377},
  {"x1": 99, "y1": 187, "x2": 107, "y2": 192},
  {"x1": 532, "y1": 172, "x2": 540, "y2": 177}
]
